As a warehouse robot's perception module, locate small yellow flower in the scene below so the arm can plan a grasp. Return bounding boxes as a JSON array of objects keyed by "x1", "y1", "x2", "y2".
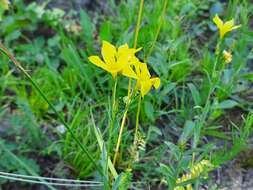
[
  {"x1": 223, "y1": 50, "x2": 232, "y2": 64},
  {"x1": 213, "y1": 14, "x2": 241, "y2": 39},
  {"x1": 1, "y1": 0, "x2": 10, "y2": 10},
  {"x1": 174, "y1": 160, "x2": 214, "y2": 190},
  {"x1": 134, "y1": 62, "x2": 160, "y2": 97},
  {"x1": 88, "y1": 41, "x2": 139, "y2": 79}
]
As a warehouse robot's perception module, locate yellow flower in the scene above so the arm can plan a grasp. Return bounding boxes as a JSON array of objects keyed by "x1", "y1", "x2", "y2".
[
  {"x1": 213, "y1": 14, "x2": 241, "y2": 39},
  {"x1": 223, "y1": 50, "x2": 232, "y2": 64},
  {"x1": 174, "y1": 160, "x2": 214, "y2": 190},
  {"x1": 88, "y1": 41, "x2": 139, "y2": 79},
  {"x1": 1, "y1": 0, "x2": 10, "y2": 10},
  {"x1": 134, "y1": 62, "x2": 160, "y2": 97}
]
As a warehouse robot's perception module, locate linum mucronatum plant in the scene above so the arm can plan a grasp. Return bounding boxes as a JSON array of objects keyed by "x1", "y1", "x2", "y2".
[
  {"x1": 166, "y1": 14, "x2": 242, "y2": 190},
  {"x1": 88, "y1": 40, "x2": 161, "y2": 173}
]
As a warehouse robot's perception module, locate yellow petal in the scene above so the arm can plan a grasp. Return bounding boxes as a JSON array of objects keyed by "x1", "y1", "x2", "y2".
[
  {"x1": 88, "y1": 56, "x2": 108, "y2": 70},
  {"x1": 122, "y1": 66, "x2": 138, "y2": 79},
  {"x1": 213, "y1": 14, "x2": 223, "y2": 29},
  {"x1": 102, "y1": 41, "x2": 116, "y2": 64},
  {"x1": 118, "y1": 44, "x2": 129, "y2": 54},
  {"x1": 134, "y1": 47, "x2": 142, "y2": 53},
  {"x1": 116, "y1": 51, "x2": 129, "y2": 70},
  {"x1": 224, "y1": 19, "x2": 235, "y2": 29},
  {"x1": 231, "y1": 24, "x2": 241, "y2": 31},
  {"x1": 140, "y1": 80, "x2": 152, "y2": 97},
  {"x1": 139, "y1": 63, "x2": 151, "y2": 80},
  {"x1": 151, "y1": 77, "x2": 161, "y2": 89}
]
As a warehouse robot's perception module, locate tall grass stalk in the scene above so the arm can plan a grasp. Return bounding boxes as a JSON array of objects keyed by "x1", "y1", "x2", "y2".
[
  {"x1": 145, "y1": 0, "x2": 169, "y2": 62},
  {"x1": 0, "y1": 43, "x2": 104, "y2": 177}
]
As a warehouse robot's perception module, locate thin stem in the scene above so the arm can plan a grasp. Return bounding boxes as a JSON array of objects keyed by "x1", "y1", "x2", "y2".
[
  {"x1": 134, "y1": 95, "x2": 142, "y2": 146},
  {"x1": 107, "y1": 77, "x2": 118, "y2": 174},
  {"x1": 145, "y1": 0, "x2": 168, "y2": 62},
  {"x1": 113, "y1": 100, "x2": 131, "y2": 166},
  {"x1": 212, "y1": 40, "x2": 222, "y2": 78},
  {"x1": 0, "y1": 43, "x2": 104, "y2": 177},
  {"x1": 112, "y1": 87, "x2": 138, "y2": 166},
  {"x1": 127, "y1": 0, "x2": 144, "y2": 97},
  {"x1": 191, "y1": 38, "x2": 222, "y2": 165},
  {"x1": 127, "y1": 95, "x2": 142, "y2": 170},
  {"x1": 133, "y1": 0, "x2": 144, "y2": 49},
  {"x1": 113, "y1": 0, "x2": 145, "y2": 167}
]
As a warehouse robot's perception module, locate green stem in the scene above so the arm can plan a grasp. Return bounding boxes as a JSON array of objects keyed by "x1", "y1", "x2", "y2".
[
  {"x1": 191, "y1": 39, "x2": 222, "y2": 165},
  {"x1": 145, "y1": 0, "x2": 168, "y2": 62},
  {"x1": 127, "y1": 0, "x2": 145, "y2": 97},
  {"x1": 107, "y1": 78, "x2": 118, "y2": 174},
  {"x1": 113, "y1": 87, "x2": 137, "y2": 166},
  {"x1": 113, "y1": 98, "x2": 131, "y2": 166},
  {"x1": 133, "y1": 95, "x2": 142, "y2": 146},
  {"x1": 133, "y1": 0, "x2": 144, "y2": 49},
  {"x1": 0, "y1": 43, "x2": 104, "y2": 177},
  {"x1": 113, "y1": 0, "x2": 145, "y2": 167},
  {"x1": 212, "y1": 40, "x2": 222, "y2": 78},
  {"x1": 127, "y1": 95, "x2": 142, "y2": 170}
]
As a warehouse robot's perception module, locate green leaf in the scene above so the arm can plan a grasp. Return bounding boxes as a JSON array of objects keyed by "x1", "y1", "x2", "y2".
[
  {"x1": 90, "y1": 111, "x2": 118, "y2": 178},
  {"x1": 165, "y1": 141, "x2": 181, "y2": 160},
  {"x1": 215, "y1": 100, "x2": 238, "y2": 109},
  {"x1": 112, "y1": 172, "x2": 132, "y2": 190},
  {"x1": 99, "y1": 20, "x2": 112, "y2": 42},
  {"x1": 188, "y1": 83, "x2": 201, "y2": 106},
  {"x1": 144, "y1": 100, "x2": 155, "y2": 122},
  {"x1": 178, "y1": 120, "x2": 195, "y2": 145},
  {"x1": 204, "y1": 130, "x2": 230, "y2": 140},
  {"x1": 80, "y1": 10, "x2": 94, "y2": 51}
]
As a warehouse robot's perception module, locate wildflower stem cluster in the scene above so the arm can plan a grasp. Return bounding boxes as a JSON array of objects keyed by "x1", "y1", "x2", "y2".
[{"x1": 191, "y1": 15, "x2": 241, "y2": 167}]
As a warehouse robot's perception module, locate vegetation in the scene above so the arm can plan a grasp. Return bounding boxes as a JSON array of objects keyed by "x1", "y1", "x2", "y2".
[{"x1": 0, "y1": 0, "x2": 252, "y2": 189}]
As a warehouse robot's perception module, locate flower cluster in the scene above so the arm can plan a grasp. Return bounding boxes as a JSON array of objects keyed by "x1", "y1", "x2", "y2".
[
  {"x1": 175, "y1": 160, "x2": 214, "y2": 190},
  {"x1": 88, "y1": 41, "x2": 160, "y2": 97}
]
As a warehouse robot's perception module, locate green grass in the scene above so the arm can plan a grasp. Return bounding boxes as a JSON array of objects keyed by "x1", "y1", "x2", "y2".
[{"x1": 0, "y1": 0, "x2": 252, "y2": 189}]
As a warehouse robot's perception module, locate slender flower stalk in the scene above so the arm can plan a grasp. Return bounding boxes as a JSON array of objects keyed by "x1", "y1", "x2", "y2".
[
  {"x1": 127, "y1": 94, "x2": 142, "y2": 170},
  {"x1": 106, "y1": 77, "x2": 118, "y2": 175},
  {"x1": 113, "y1": 94, "x2": 132, "y2": 166},
  {"x1": 113, "y1": 0, "x2": 145, "y2": 166},
  {"x1": 134, "y1": 95, "x2": 142, "y2": 145},
  {"x1": 128, "y1": 0, "x2": 144, "y2": 96}
]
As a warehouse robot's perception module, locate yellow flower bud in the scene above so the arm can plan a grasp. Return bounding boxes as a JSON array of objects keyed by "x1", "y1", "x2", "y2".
[{"x1": 223, "y1": 50, "x2": 232, "y2": 64}]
